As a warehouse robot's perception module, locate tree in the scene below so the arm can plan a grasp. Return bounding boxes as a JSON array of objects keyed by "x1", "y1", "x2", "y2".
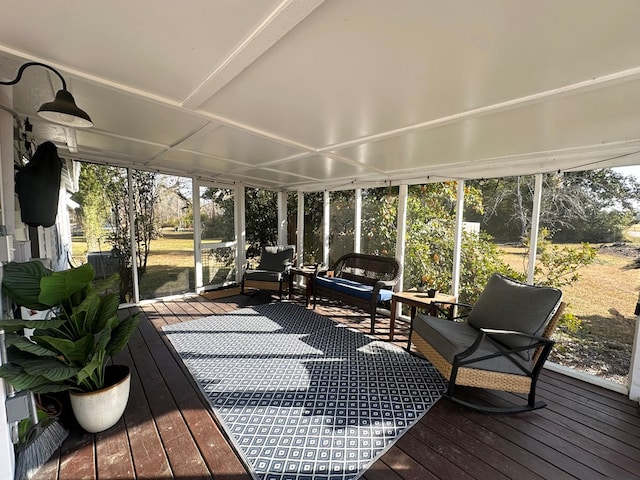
[
  {"x1": 73, "y1": 164, "x2": 110, "y2": 252},
  {"x1": 300, "y1": 191, "x2": 323, "y2": 263},
  {"x1": 402, "y1": 182, "x2": 517, "y2": 303},
  {"x1": 469, "y1": 170, "x2": 640, "y2": 243},
  {"x1": 104, "y1": 169, "x2": 160, "y2": 301},
  {"x1": 201, "y1": 187, "x2": 235, "y2": 241},
  {"x1": 154, "y1": 175, "x2": 192, "y2": 228},
  {"x1": 202, "y1": 179, "x2": 598, "y2": 304},
  {"x1": 361, "y1": 182, "x2": 595, "y2": 303},
  {"x1": 522, "y1": 228, "x2": 596, "y2": 288},
  {"x1": 201, "y1": 187, "x2": 279, "y2": 253},
  {"x1": 361, "y1": 187, "x2": 398, "y2": 257},
  {"x1": 328, "y1": 191, "x2": 355, "y2": 264},
  {"x1": 73, "y1": 164, "x2": 160, "y2": 302},
  {"x1": 245, "y1": 189, "x2": 278, "y2": 253}
]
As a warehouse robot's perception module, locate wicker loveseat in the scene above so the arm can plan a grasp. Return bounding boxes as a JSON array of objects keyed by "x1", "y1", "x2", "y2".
[
  {"x1": 411, "y1": 273, "x2": 564, "y2": 414},
  {"x1": 312, "y1": 253, "x2": 401, "y2": 334}
]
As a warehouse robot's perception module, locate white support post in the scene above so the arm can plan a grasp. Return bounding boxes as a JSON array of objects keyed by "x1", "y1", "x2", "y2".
[
  {"x1": 277, "y1": 191, "x2": 287, "y2": 245},
  {"x1": 527, "y1": 174, "x2": 543, "y2": 284},
  {"x1": 629, "y1": 294, "x2": 640, "y2": 402},
  {"x1": 395, "y1": 185, "x2": 408, "y2": 294},
  {"x1": 193, "y1": 178, "x2": 203, "y2": 290},
  {"x1": 323, "y1": 190, "x2": 330, "y2": 266},
  {"x1": 354, "y1": 188, "x2": 362, "y2": 253},
  {"x1": 127, "y1": 168, "x2": 140, "y2": 303},
  {"x1": 0, "y1": 105, "x2": 14, "y2": 238},
  {"x1": 235, "y1": 185, "x2": 246, "y2": 284},
  {"x1": 297, "y1": 192, "x2": 304, "y2": 266},
  {"x1": 451, "y1": 180, "x2": 465, "y2": 299}
]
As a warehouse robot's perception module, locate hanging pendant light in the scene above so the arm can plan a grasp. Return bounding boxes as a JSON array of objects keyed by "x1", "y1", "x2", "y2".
[{"x1": 0, "y1": 61, "x2": 93, "y2": 128}]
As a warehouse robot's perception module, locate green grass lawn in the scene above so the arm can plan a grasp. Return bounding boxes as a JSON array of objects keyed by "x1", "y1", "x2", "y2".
[
  {"x1": 73, "y1": 228, "x2": 196, "y2": 299},
  {"x1": 72, "y1": 228, "x2": 238, "y2": 299}
]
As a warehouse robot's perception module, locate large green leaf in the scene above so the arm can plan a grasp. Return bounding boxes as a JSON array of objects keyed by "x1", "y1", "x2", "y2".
[
  {"x1": 94, "y1": 294, "x2": 120, "y2": 333},
  {"x1": 106, "y1": 313, "x2": 140, "y2": 356},
  {"x1": 2, "y1": 345, "x2": 36, "y2": 364},
  {"x1": 34, "y1": 334, "x2": 94, "y2": 363},
  {"x1": 1, "y1": 260, "x2": 52, "y2": 310},
  {"x1": 76, "y1": 351, "x2": 104, "y2": 390},
  {"x1": 0, "y1": 364, "x2": 68, "y2": 393},
  {"x1": 38, "y1": 263, "x2": 95, "y2": 307},
  {"x1": 6, "y1": 335, "x2": 58, "y2": 357},
  {"x1": 0, "y1": 363, "x2": 24, "y2": 379},
  {"x1": 94, "y1": 323, "x2": 114, "y2": 353},
  {"x1": 67, "y1": 308, "x2": 89, "y2": 339},
  {"x1": 0, "y1": 318, "x2": 64, "y2": 333},
  {"x1": 20, "y1": 357, "x2": 78, "y2": 382},
  {"x1": 75, "y1": 291, "x2": 101, "y2": 333},
  {"x1": 92, "y1": 273, "x2": 119, "y2": 295},
  {"x1": 27, "y1": 382, "x2": 70, "y2": 394},
  {"x1": 68, "y1": 286, "x2": 90, "y2": 309}
]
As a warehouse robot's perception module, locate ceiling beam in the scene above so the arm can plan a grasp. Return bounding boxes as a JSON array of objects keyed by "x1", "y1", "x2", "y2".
[{"x1": 182, "y1": 0, "x2": 326, "y2": 109}]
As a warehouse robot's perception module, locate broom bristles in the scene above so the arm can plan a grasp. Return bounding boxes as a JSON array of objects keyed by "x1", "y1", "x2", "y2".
[{"x1": 14, "y1": 419, "x2": 68, "y2": 480}]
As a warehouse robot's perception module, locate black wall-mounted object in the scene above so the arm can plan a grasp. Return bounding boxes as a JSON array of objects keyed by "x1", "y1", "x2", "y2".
[{"x1": 15, "y1": 141, "x2": 62, "y2": 228}]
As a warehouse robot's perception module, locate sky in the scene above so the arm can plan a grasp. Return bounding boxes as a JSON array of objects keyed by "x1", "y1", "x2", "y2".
[{"x1": 613, "y1": 165, "x2": 640, "y2": 180}]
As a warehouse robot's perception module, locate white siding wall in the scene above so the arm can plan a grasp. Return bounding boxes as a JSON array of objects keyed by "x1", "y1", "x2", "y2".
[{"x1": 0, "y1": 88, "x2": 15, "y2": 480}]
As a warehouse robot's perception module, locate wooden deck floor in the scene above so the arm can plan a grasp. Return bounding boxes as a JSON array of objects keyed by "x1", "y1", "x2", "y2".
[{"x1": 32, "y1": 291, "x2": 640, "y2": 480}]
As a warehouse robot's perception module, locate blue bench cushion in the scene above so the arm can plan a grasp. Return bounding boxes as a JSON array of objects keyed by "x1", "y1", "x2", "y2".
[{"x1": 316, "y1": 276, "x2": 393, "y2": 302}]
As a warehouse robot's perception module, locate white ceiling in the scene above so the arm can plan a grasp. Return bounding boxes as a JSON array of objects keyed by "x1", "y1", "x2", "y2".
[{"x1": 0, "y1": 0, "x2": 639, "y2": 191}]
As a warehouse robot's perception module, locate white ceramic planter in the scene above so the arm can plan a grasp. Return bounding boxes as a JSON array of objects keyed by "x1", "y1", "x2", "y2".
[{"x1": 69, "y1": 365, "x2": 131, "y2": 433}]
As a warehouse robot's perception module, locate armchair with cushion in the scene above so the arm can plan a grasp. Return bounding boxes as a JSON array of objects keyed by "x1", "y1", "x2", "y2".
[
  {"x1": 411, "y1": 273, "x2": 564, "y2": 414},
  {"x1": 241, "y1": 245, "x2": 295, "y2": 299}
]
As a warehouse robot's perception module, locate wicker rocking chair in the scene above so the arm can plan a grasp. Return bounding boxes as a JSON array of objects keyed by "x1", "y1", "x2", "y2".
[{"x1": 411, "y1": 273, "x2": 564, "y2": 414}]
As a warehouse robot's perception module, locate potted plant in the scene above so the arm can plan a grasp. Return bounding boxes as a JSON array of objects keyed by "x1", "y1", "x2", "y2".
[
  {"x1": 416, "y1": 273, "x2": 440, "y2": 297},
  {"x1": 416, "y1": 273, "x2": 432, "y2": 292},
  {"x1": 0, "y1": 260, "x2": 139, "y2": 432}
]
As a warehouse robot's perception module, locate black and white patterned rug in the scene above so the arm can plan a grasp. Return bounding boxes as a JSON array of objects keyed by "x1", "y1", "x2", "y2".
[{"x1": 163, "y1": 302, "x2": 447, "y2": 480}]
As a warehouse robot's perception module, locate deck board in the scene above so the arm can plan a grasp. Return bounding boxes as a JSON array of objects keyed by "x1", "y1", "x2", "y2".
[
  {"x1": 131, "y1": 317, "x2": 211, "y2": 479},
  {"x1": 30, "y1": 292, "x2": 640, "y2": 480},
  {"x1": 136, "y1": 304, "x2": 248, "y2": 480}
]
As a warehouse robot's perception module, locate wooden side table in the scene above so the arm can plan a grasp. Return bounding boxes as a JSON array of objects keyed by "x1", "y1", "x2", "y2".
[
  {"x1": 389, "y1": 289, "x2": 456, "y2": 343},
  {"x1": 289, "y1": 266, "x2": 327, "y2": 306}
]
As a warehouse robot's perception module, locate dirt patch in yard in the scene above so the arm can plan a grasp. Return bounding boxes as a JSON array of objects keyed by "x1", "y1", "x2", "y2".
[
  {"x1": 598, "y1": 242, "x2": 640, "y2": 263},
  {"x1": 551, "y1": 315, "x2": 635, "y2": 385},
  {"x1": 500, "y1": 242, "x2": 639, "y2": 386}
]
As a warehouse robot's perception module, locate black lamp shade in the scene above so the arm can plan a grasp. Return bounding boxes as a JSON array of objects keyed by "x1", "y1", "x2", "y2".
[{"x1": 37, "y1": 89, "x2": 93, "y2": 128}]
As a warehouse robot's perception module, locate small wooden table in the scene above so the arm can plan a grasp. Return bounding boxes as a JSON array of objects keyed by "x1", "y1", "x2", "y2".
[
  {"x1": 289, "y1": 266, "x2": 327, "y2": 306},
  {"x1": 389, "y1": 289, "x2": 456, "y2": 342}
]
